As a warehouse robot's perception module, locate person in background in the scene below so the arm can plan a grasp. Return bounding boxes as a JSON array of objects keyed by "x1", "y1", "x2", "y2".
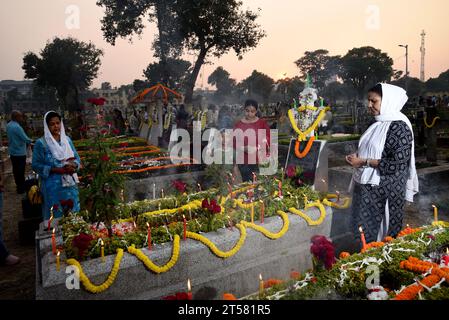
[
  {"x1": 346, "y1": 83, "x2": 418, "y2": 246},
  {"x1": 233, "y1": 99, "x2": 271, "y2": 182},
  {"x1": 112, "y1": 108, "x2": 126, "y2": 135},
  {"x1": 68, "y1": 109, "x2": 85, "y2": 140},
  {"x1": 129, "y1": 109, "x2": 140, "y2": 136},
  {"x1": 0, "y1": 172, "x2": 20, "y2": 266},
  {"x1": 32, "y1": 111, "x2": 81, "y2": 220},
  {"x1": 6, "y1": 110, "x2": 33, "y2": 194}
]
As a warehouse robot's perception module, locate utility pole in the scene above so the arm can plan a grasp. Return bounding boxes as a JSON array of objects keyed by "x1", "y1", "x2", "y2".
[
  {"x1": 399, "y1": 44, "x2": 409, "y2": 90},
  {"x1": 420, "y1": 30, "x2": 426, "y2": 82}
]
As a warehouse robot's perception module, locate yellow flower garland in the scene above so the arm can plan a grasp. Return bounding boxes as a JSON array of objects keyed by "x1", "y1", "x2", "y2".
[
  {"x1": 289, "y1": 200, "x2": 327, "y2": 226},
  {"x1": 66, "y1": 248, "x2": 124, "y2": 294},
  {"x1": 322, "y1": 194, "x2": 351, "y2": 209},
  {"x1": 186, "y1": 224, "x2": 247, "y2": 258},
  {"x1": 127, "y1": 235, "x2": 180, "y2": 273},
  {"x1": 240, "y1": 210, "x2": 289, "y2": 239},
  {"x1": 424, "y1": 116, "x2": 440, "y2": 128},
  {"x1": 288, "y1": 108, "x2": 328, "y2": 141}
]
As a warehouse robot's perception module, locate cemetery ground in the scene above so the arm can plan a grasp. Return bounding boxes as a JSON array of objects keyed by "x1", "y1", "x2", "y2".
[{"x1": 0, "y1": 150, "x2": 448, "y2": 300}]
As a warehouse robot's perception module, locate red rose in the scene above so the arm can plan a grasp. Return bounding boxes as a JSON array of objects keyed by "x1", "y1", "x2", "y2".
[
  {"x1": 211, "y1": 204, "x2": 221, "y2": 214},
  {"x1": 100, "y1": 129, "x2": 108, "y2": 135},
  {"x1": 286, "y1": 165, "x2": 296, "y2": 178},
  {"x1": 202, "y1": 199, "x2": 210, "y2": 209},
  {"x1": 72, "y1": 233, "x2": 94, "y2": 258},
  {"x1": 112, "y1": 129, "x2": 120, "y2": 135},
  {"x1": 52, "y1": 204, "x2": 59, "y2": 211},
  {"x1": 172, "y1": 180, "x2": 186, "y2": 193},
  {"x1": 175, "y1": 292, "x2": 189, "y2": 300},
  {"x1": 101, "y1": 155, "x2": 110, "y2": 161}
]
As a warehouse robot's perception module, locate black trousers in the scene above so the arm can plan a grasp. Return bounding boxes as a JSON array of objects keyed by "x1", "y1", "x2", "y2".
[{"x1": 10, "y1": 155, "x2": 26, "y2": 194}]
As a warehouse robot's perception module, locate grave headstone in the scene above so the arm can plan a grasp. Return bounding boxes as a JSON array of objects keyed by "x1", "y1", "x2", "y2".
[{"x1": 284, "y1": 138, "x2": 328, "y2": 192}]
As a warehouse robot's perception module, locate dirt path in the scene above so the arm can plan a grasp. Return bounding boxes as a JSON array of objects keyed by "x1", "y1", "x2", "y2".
[{"x1": 0, "y1": 159, "x2": 35, "y2": 300}]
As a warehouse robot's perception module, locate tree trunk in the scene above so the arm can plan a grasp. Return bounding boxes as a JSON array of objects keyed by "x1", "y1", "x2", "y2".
[
  {"x1": 155, "y1": 1, "x2": 170, "y2": 86},
  {"x1": 185, "y1": 48, "x2": 208, "y2": 105}
]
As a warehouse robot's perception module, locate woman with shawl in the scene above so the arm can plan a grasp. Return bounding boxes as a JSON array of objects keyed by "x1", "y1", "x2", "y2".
[
  {"x1": 32, "y1": 111, "x2": 81, "y2": 220},
  {"x1": 346, "y1": 83, "x2": 419, "y2": 245}
]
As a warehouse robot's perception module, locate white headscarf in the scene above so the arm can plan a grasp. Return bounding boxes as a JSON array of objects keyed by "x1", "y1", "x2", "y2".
[
  {"x1": 352, "y1": 83, "x2": 419, "y2": 202},
  {"x1": 44, "y1": 111, "x2": 79, "y2": 186},
  {"x1": 44, "y1": 111, "x2": 74, "y2": 160}
]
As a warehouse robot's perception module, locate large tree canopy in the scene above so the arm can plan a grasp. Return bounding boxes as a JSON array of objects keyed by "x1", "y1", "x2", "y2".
[
  {"x1": 208, "y1": 66, "x2": 236, "y2": 101},
  {"x1": 22, "y1": 37, "x2": 103, "y2": 111},
  {"x1": 294, "y1": 49, "x2": 341, "y2": 91},
  {"x1": 97, "y1": 0, "x2": 265, "y2": 104},
  {"x1": 143, "y1": 58, "x2": 192, "y2": 91},
  {"x1": 240, "y1": 70, "x2": 274, "y2": 103},
  {"x1": 340, "y1": 46, "x2": 393, "y2": 98}
]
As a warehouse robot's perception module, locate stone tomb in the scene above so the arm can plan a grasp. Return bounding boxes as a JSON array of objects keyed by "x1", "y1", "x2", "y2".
[{"x1": 36, "y1": 206, "x2": 335, "y2": 300}]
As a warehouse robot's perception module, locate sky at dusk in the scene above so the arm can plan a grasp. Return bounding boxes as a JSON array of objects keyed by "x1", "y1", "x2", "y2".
[{"x1": 1, "y1": 0, "x2": 449, "y2": 89}]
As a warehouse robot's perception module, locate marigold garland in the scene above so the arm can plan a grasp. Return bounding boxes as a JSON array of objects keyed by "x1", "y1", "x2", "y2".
[
  {"x1": 241, "y1": 210, "x2": 289, "y2": 239},
  {"x1": 361, "y1": 241, "x2": 385, "y2": 253},
  {"x1": 294, "y1": 137, "x2": 315, "y2": 159},
  {"x1": 186, "y1": 224, "x2": 247, "y2": 258},
  {"x1": 424, "y1": 116, "x2": 440, "y2": 128},
  {"x1": 289, "y1": 200, "x2": 326, "y2": 226},
  {"x1": 127, "y1": 235, "x2": 180, "y2": 273},
  {"x1": 288, "y1": 108, "x2": 327, "y2": 141},
  {"x1": 66, "y1": 249, "x2": 124, "y2": 294},
  {"x1": 322, "y1": 195, "x2": 351, "y2": 209},
  {"x1": 397, "y1": 227, "x2": 422, "y2": 238}
]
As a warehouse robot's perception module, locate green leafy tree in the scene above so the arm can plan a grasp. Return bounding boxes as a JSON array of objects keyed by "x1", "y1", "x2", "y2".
[
  {"x1": 240, "y1": 70, "x2": 274, "y2": 103},
  {"x1": 97, "y1": 0, "x2": 182, "y2": 86},
  {"x1": 340, "y1": 46, "x2": 394, "y2": 99},
  {"x1": 22, "y1": 37, "x2": 103, "y2": 112},
  {"x1": 143, "y1": 58, "x2": 192, "y2": 91},
  {"x1": 294, "y1": 49, "x2": 342, "y2": 90},
  {"x1": 175, "y1": 0, "x2": 265, "y2": 103},
  {"x1": 208, "y1": 67, "x2": 236, "y2": 101},
  {"x1": 425, "y1": 69, "x2": 449, "y2": 93},
  {"x1": 273, "y1": 76, "x2": 304, "y2": 103},
  {"x1": 392, "y1": 76, "x2": 425, "y2": 98}
]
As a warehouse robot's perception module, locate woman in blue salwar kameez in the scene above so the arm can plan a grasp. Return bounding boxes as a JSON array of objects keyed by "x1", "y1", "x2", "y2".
[{"x1": 32, "y1": 111, "x2": 81, "y2": 220}]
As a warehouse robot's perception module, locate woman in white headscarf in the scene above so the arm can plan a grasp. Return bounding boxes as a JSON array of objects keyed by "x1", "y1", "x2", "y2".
[
  {"x1": 32, "y1": 111, "x2": 81, "y2": 220},
  {"x1": 346, "y1": 83, "x2": 419, "y2": 246}
]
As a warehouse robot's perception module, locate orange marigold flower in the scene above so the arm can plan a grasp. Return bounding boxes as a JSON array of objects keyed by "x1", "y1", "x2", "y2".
[
  {"x1": 223, "y1": 293, "x2": 237, "y2": 300},
  {"x1": 290, "y1": 271, "x2": 301, "y2": 279},
  {"x1": 339, "y1": 252, "x2": 351, "y2": 259},
  {"x1": 264, "y1": 279, "x2": 284, "y2": 289}
]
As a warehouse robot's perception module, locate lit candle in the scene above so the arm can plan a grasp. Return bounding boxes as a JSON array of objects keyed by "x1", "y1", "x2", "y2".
[
  {"x1": 197, "y1": 183, "x2": 202, "y2": 192},
  {"x1": 278, "y1": 180, "x2": 282, "y2": 198},
  {"x1": 146, "y1": 223, "x2": 152, "y2": 251},
  {"x1": 252, "y1": 172, "x2": 257, "y2": 184},
  {"x1": 183, "y1": 215, "x2": 187, "y2": 241},
  {"x1": 259, "y1": 274, "x2": 264, "y2": 298},
  {"x1": 359, "y1": 226, "x2": 367, "y2": 251},
  {"x1": 432, "y1": 205, "x2": 438, "y2": 222},
  {"x1": 48, "y1": 210, "x2": 54, "y2": 231},
  {"x1": 259, "y1": 200, "x2": 265, "y2": 224},
  {"x1": 56, "y1": 250, "x2": 60, "y2": 271},
  {"x1": 100, "y1": 239, "x2": 105, "y2": 263},
  {"x1": 187, "y1": 279, "x2": 193, "y2": 300},
  {"x1": 158, "y1": 203, "x2": 161, "y2": 211},
  {"x1": 133, "y1": 221, "x2": 137, "y2": 230},
  {"x1": 153, "y1": 183, "x2": 156, "y2": 199},
  {"x1": 120, "y1": 189, "x2": 125, "y2": 202},
  {"x1": 227, "y1": 182, "x2": 233, "y2": 198},
  {"x1": 52, "y1": 228, "x2": 56, "y2": 255},
  {"x1": 227, "y1": 215, "x2": 234, "y2": 231},
  {"x1": 320, "y1": 97, "x2": 324, "y2": 107},
  {"x1": 336, "y1": 191, "x2": 340, "y2": 202},
  {"x1": 250, "y1": 201, "x2": 254, "y2": 223},
  {"x1": 161, "y1": 189, "x2": 165, "y2": 199}
]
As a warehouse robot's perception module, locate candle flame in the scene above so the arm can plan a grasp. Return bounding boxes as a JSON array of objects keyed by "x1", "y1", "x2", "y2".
[
  {"x1": 100, "y1": 238, "x2": 104, "y2": 246},
  {"x1": 432, "y1": 205, "x2": 436, "y2": 208},
  {"x1": 57, "y1": 250, "x2": 60, "y2": 257},
  {"x1": 146, "y1": 222, "x2": 149, "y2": 228},
  {"x1": 187, "y1": 279, "x2": 191, "y2": 291},
  {"x1": 52, "y1": 228, "x2": 55, "y2": 234},
  {"x1": 406, "y1": 224, "x2": 410, "y2": 228},
  {"x1": 321, "y1": 179, "x2": 326, "y2": 183},
  {"x1": 183, "y1": 215, "x2": 186, "y2": 220},
  {"x1": 259, "y1": 274, "x2": 263, "y2": 281},
  {"x1": 446, "y1": 248, "x2": 449, "y2": 254},
  {"x1": 359, "y1": 226, "x2": 364, "y2": 233},
  {"x1": 336, "y1": 190, "x2": 340, "y2": 194}
]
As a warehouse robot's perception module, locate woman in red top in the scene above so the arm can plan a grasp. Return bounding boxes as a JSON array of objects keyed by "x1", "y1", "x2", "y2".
[{"x1": 233, "y1": 99, "x2": 271, "y2": 182}]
